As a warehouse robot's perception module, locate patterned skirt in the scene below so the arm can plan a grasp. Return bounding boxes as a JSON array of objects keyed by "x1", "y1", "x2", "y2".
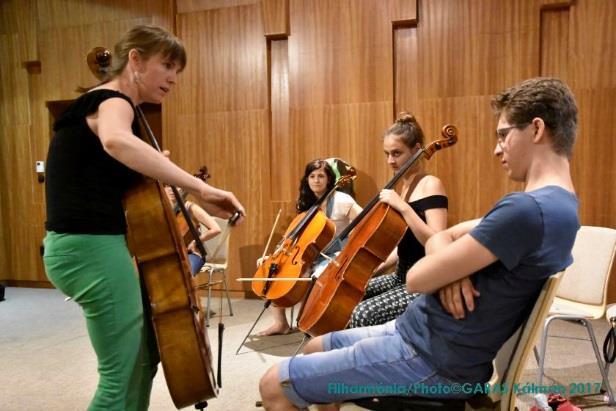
[{"x1": 348, "y1": 268, "x2": 419, "y2": 328}]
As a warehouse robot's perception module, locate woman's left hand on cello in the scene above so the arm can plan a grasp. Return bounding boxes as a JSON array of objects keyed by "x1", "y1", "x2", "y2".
[{"x1": 378, "y1": 189, "x2": 409, "y2": 214}]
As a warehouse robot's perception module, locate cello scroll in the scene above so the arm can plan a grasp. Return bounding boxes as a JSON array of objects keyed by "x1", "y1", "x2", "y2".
[
  {"x1": 86, "y1": 47, "x2": 112, "y2": 81},
  {"x1": 423, "y1": 125, "x2": 458, "y2": 159}
]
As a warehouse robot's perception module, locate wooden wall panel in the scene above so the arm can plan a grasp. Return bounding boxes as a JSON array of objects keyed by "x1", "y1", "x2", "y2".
[
  {"x1": 288, "y1": 0, "x2": 394, "y2": 107},
  {"x1": 540, "y1": 6, "x2": 569, "y2": 78},
  {"x1": 0, "y1": 29, "x2": 45, "y2": 283},
  {"x1": 0, "y1": 120, "x2": 44, "y2": 281},
  {"x1": 1, "y1": 0, "x2": 614, "y2": 292},
  {"x1": 566, "y1": 0, "x2": 616, "y2": 303},
  {"x1": 177, "y1": 0, "x2": 258, "y2": 14},
  {"x1": 173, "y1": 6, "x2": 267, "y2": 113},
  {"x1": 419, "y1": 0, "x2": 541, "y2": 98},
  {"x1": 0, "y1": 39, "x2": 30, "y2": 126},
  {"x1": 568, "y1": 0, "x2": 616, "y2": 89},
  {"x1": 389, "y1": 0, "x2": 417, "y2": 25},
  {"x1": 262, "y1": 0, "x2": 290, "y2": 38},
  {"x1": 394, "y1": 27, "x2": 419, "y2": 117},
  {"x1": 573, "y1": 89, "x2": 616, "y2": 303},
  {"x1": 0, "y1": 1, "x2": 17, "y2": 34},
  {"x1": 173, "y1": 4, "x2": 270, "y2": 292},
  {"x1": 572, "y1": 90, "x2": 616, "y2": 228},
  {"x1": 0, "y1": 0, "x2": 38, "y2": 62},
  {"x1": 4, "y1": 126, "x2": 45, "y2": 281},
  {"x1": 270, "y1": 40, "x2": 293, "y2": 202},
  {"x1": 35, "y1": 0, "x2": 172, "y2": 30}
]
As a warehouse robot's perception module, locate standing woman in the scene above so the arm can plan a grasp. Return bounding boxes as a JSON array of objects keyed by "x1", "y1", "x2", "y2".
[
  {"x1": 258, "y1": 159, "x2": 362, "y2": 336},
  {"x1": 43, "y1": 25, "x2": 245, "y2": 410},
  {"x1": 349, "y1": 113, "x2": 448, "y2": 327}
]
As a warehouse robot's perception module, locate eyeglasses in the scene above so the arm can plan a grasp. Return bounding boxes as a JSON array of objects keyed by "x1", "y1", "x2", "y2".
[{"x1": 495, "y1": 123, "x2": 530, "y2": 145}]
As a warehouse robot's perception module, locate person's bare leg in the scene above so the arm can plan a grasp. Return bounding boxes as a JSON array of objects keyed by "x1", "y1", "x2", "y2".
[
  {"x1": 302, "y1": 335, "x2": 324, "y2": 354},
  {"x1": 258, "y1": 306, "x2": 291, "y2": 336},
  {"x1": 259, "y1": 364, "x2": 339, "y2": 411},
  {"x1": 259, "y1": 364, "x2": 299, "y2": 411}
]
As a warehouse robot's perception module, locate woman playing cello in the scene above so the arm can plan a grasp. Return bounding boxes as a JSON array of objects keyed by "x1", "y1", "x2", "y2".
[
  {"x1": 164, "y1": 184, "x2": 222, "y2": 274},
  {"x1": 349, "y1": 113, "x2": 449, "y2": 327},
  {"x1": 42, "y1": 25, "x2": 244, "y2": 410},
  {"x1": 257, "y1": 159, "x2": 361, "y2": 336}
]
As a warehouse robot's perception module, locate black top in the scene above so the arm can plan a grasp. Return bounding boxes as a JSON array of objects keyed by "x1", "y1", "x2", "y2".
[
  {"x1": 395, "y1": 195, "x2": 448, "y2": 282},
  {"x1": 45, "y1": 90, "x2": 141, "y2": 234}
]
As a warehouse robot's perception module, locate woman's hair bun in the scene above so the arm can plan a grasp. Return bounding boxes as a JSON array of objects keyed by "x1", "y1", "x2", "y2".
[{"x1": 396, "y1": 112, "x2": 416, "y2": 125}]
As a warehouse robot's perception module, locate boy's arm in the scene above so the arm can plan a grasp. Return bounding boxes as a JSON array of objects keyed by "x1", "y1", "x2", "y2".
[
  {"x1": 426, "y1": 218, "x2": 483, "y2": 318},
  {"x1": 424, "y1": 218, "x2": 481, "y2": 255},
  {"x1": 439, "y1": 277, "x2": 479, "y2": 319},
  {"x1": 406, "y1": 218, "x2": 496, "y2": 293}
]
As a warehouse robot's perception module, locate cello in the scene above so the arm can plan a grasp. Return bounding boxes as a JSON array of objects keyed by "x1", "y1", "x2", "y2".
[
  {"x1": 298, "y1": 125, "x2": 458, "y2": 336},
  {"x1": 87, "y1": 47, "x2": 221, "y2": 408},
  {"x1": 251, "y1": 169, "x2": 356, "y2": 308}
]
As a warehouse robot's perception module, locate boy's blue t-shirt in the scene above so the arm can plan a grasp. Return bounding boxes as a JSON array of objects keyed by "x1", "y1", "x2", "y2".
[{"x1": 396, "y1": 186, "x2": 579, "y2": 383}]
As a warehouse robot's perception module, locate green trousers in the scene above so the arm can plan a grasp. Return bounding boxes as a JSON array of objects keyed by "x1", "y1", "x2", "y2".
[{"x1": 43, "y1": 232, "x2": 159, "y2": 411}]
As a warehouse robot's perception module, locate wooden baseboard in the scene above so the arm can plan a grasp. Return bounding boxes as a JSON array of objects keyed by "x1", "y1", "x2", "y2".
[
  {"x1": 2, "y1": 280, "x2": 263, "y2": 300},
  {"x1": 198, "y1": 289, "x2": 251, "y2": 299},
  {"x1": 3, "y1": 280, "x2": 55, "y2": 289}
]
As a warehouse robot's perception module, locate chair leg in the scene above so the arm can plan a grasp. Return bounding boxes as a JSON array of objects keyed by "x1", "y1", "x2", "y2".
[
  {"x1": 537, "y1": 316, "x2": 558, "y2": 386},
  {"x1": 538, "y1": 316, "x2": 616, "y2": 406},
  {"x1": 605, "y1": 320, "x2": 616, "y2": 381},
  {"x1": 580, "y1": 319, "x2": 616, "y2": 405},
  {"x1": 220, "y1": 270, "x2": 234, "y2": 317}
]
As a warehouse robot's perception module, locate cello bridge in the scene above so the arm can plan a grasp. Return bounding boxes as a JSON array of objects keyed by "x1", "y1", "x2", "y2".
[{"x1": 319, "y1": 252, "x2": 340, "y2": 267}]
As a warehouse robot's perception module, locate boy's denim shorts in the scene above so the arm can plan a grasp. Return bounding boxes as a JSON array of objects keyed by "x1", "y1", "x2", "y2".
[{"x1": 278, "y1": 320, "x2": 464, "y2": 408}]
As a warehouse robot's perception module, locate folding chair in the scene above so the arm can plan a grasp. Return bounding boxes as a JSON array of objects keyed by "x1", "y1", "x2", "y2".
[
  {"x1": 193, "y1": 217, "x2": 234, "y2": 327},
  {"x1": 349, "y1": 271, "x2": 564, "y2": 411},
  {"x1": 534, "y1": 226, "x2": 616, "y2": 405}
]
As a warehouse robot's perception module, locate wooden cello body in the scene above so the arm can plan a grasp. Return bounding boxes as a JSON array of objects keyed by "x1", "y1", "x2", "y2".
[
  {"x1": 251, "y1": 171, "x2": 356, "y2": 307},
  {"x1": 298, "y1": 203, "x2": 407, "y2": 335},
  {"x1": 298, "y1": 125, "x2": 458, "y2": 336},
  {"x1": 252, "y1": 210, "x2": 335, "y2": 307},
  {"x1": 124, "y1": 178, "x2": 218, "y2": 408}
]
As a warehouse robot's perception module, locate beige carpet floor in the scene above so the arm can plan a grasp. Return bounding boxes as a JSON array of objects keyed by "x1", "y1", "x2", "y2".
[{"x1": 1, "y1": 287, "x2": 615, "y2": 410}]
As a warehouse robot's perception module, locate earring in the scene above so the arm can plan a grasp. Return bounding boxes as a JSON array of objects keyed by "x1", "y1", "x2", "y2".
[{"x1": 133, "y1": 71, "x2": 140, "y2": 83}]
